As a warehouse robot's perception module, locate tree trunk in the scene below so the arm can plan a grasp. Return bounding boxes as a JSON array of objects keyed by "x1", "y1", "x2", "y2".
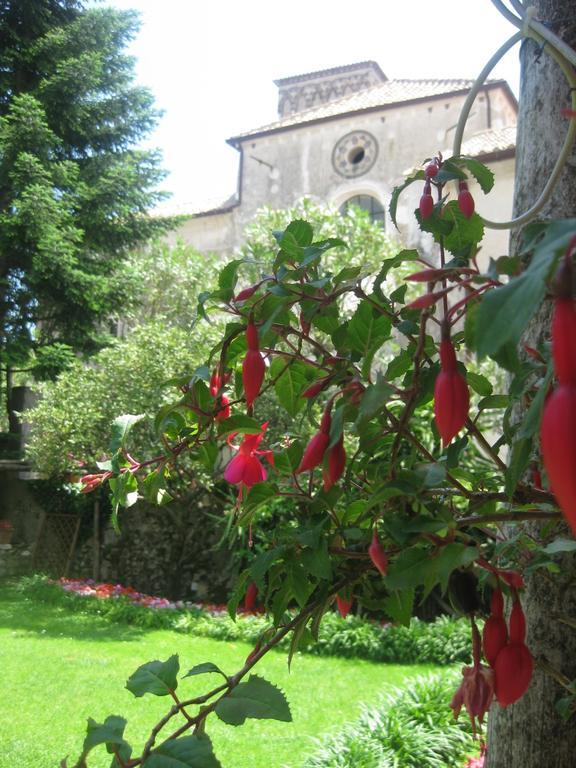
[{"x1": 486, "y1": 2, "x2": 576, "y2": 766}]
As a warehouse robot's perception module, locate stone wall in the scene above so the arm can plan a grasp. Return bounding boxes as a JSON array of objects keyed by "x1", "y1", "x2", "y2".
[{"x1": 72, "y1": 496, "x2": 235, "y2": 602}]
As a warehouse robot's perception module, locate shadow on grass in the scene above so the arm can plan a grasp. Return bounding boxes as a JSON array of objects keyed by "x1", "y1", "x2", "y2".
[{"x1": 0, "y1": 586, "x2": 146, "y2": 642}]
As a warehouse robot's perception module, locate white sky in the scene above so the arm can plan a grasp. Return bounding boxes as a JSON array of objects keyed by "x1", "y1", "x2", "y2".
[{"x1": 105, "y1": 0, "x2": 522, "y2": 207}]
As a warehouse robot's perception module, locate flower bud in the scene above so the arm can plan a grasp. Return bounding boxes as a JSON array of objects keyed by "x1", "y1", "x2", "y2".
[
  {"x1": 434, "y1": 338, "x2": 469, "y2": 446},
  {"x1": 323, "y1": 435, "x2": 346, "y2": 491},
  {"x1": 494, "y1": 642, "x2": 533, "y2": 707},
  {"x1": 244, "y1": 582, "x2": 258, "y2": 612},
  {"x1": 541, "y1": 383, "x2": 576, "y2": 535},
  {"x1": 336, "y1": 594, "x2": 353, "y2": 619},
  {"x1": 242, "y1": 322, "x2": 265, "y2": 408},
  {"x1": 368, "y1": 529, "x2": 388, "y2": 576},
  {"x1": 419, "y1": 182, "x2": 434, "y2": 220},
  {"x1": 458, "y1": 181, "x2": 475, "y2": 218},
  {"x1": 215, "y1": 395, "x2": 230, "y2": 422}
]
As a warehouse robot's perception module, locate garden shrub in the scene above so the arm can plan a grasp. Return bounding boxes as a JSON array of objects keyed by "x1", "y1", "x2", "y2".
[{"x1": 301, "y1": 672, "x2": 476, "y2": 768}]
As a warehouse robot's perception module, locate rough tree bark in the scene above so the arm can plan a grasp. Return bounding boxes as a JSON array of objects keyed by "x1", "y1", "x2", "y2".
[{"x1": 486, "y1": 2, "x2": 576, "y2": 766}]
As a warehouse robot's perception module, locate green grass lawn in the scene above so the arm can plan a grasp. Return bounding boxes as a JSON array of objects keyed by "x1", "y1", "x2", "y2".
[{"x1": 0, "y1": 585, "x2": 439, "y2": 768}]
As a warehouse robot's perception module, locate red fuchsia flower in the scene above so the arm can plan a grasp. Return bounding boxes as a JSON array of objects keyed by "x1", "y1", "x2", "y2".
[
  {"x1": 235, "y1": 284, "x2": 259, "y2": 303},
  {"x1": 80, "y1": 472, "x2": 111, "y2": 493},
  {"x1": 336, "y1": 594, "x2": 353, "y2": 618},
  {"x1": 368, "y1": 529, "x2": 388, "y2": 576},
  {"x1": 224, "y1": 424, "x2": 274, "y2": 500},
  {"x1": 242, "y1": 320, "x2": 266, "y2": 409},
  {"x1": 541, "y1": 386, "x2": 576, "y2": 535},
  {"x1": 297, "y1": 404, "x2": 332, "y2": 474},
  {"x1": 244, "y1": 582, "x2": 258, "y2": 612},
  {"x1": 494, "y1": 599, "x2": 533, "y2": 707},
  {"x1": 323, "y1": 435, "x2": 346, "y2": 491},
  {"x1": 301, "y1": 375, "x2": 333, "y2": 399},
  {"x1": 450, "y1": 621, "x2": 494, "y2": 736},
  {"x1": 214, "y1": 395, "x2": 231, "y2": 422},
  {"x1": 210, "y1": 369, "x2": 231, "y2": 422},
  {"x1": 458, "y1": 181, "x2": 475, "y2": 218},
  {"x1": 482, "y1": 588, "x2": 508, "y2": 668},
  {"x1": 541, "y1": 244, "x2": 576, "y2": 535},
  {"x1": 419, "y1": 181, "x2": 434, "y2": 220},
  {"x1": 434, "y1": 336, "x2": 470, "y2": 446}
]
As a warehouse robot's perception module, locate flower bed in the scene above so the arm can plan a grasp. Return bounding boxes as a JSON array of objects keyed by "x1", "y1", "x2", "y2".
[{"x1": 19, "y1": 576, "x2": 472, "y2": 666}]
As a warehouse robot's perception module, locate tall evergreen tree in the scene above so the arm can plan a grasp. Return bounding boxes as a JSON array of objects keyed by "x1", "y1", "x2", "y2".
[{"x1": 0, "y1": 0, "x2": 170, "y2": 427}]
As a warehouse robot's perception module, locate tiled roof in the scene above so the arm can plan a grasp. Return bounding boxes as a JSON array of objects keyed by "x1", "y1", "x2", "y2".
[
  {"x1": 152, "y1": 194, "x2": 238, "y2": 218},
  {"x1": 459, "y1": 125, "x2": 516, "y2": 158},
  {"x1": 274, "y1": 60, "x2": 386, "y2": 86},
  {"x1": 228, "y1": 79, "x2": 486, "y2": 144}
]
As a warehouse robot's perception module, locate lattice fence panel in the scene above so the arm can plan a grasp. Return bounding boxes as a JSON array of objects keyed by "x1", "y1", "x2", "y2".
[{"x1": 32, "y1": 513, "x2": 81, "y2": 578}]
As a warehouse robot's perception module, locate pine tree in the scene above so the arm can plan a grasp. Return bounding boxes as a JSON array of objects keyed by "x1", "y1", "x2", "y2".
[{"x1": 0, "y1": 0, "x2": 170, "y2": 428}]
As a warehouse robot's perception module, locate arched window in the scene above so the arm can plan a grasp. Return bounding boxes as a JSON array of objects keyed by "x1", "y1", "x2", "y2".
[{"x1": 339, "y1": 194, "x2": 385, "y2": 228}]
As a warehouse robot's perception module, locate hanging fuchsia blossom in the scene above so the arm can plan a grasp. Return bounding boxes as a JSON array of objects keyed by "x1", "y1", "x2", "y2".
[
  {"x1": 458, "y1": 181, "x2": 475, "y2": 218},
  {"x1": 224, "y1": 423, "x2": 273, "y2": 500},
  {"x1": 494, "y1": 599, "x2": 533, "y2": 707},
  {"x1": 434, "y1": 336, "x2": 470, "y2": 446},
  {"x1": 243, "y1": 320, "x2": 265, "y2": 409},
  {"x1": 482, "y1": 587, "x2": 508, "y2": 668},
  {"x1": 323, "y1": 435, "x2": 346, "y2": 491},
  {"x1": 450, "y1": 621, "x2": 494, "y2": 735},
  {"x1": 541, "y1": 242, "x2": 576, "y2": 535},
  {"x1": 297, "y1": 404, "x2": 332, "y2": 474}
]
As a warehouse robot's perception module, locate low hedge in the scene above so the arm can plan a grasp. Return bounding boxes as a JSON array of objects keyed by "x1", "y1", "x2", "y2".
[
  {"x1": 11, "y1": 576, "x2": 472, "y2": 666},
  {"x1": 301, "y1": 672, "x2": 477, "y2": 768}
]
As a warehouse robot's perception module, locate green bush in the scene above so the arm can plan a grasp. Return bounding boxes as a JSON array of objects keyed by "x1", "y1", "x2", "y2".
[
  {"x1": 301, "y1": 672, "x2": 475, "y2": 768},
  {"x1": 15, "y1": 577, "x2": 472, "y2": 666}
]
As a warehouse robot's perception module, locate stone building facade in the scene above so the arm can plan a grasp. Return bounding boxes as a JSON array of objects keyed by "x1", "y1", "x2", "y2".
[{"x1": 172, "y1": 61, "x2": 518, "y2": 258}]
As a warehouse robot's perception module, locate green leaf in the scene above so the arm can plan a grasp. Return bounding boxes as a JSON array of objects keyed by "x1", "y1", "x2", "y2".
[
  {"x1": 385, "y1": 350, "x2": 413, "y2": 380},
  {"x1": 215, "y1": 675, "x2": 292, "y2": 726},
  {"x1": 476, "y1": 274, "x2": 546, "y2": 360},
  {"x1": 250, "y1": 547, "x2": 284, "y2": 584},
  {"x1": 543, "y1": 538, "x2": 576, "y2": 555},
  {"x1": 505, "y1": 438, "x2": 532, "y2": 499},
  {"x1": 474, "y1": 223, "x2": 576, "y2": 359},
  {"x1": 357, "y1": 377, "x2": 394, "y2": 424},
  {"x1": 270, "y1": 357, "x2": 308, "y2": 416},
  {"x1": 347, "y1": 300, "x2": 391, "y2": 377},
  {"x1": 384, "y1": 589, "x2": 414, "y2": 627},
  {"x1": 108, "y1": 472, "x2": 138, "y2": 510},
  {"x1": 143, "y1": 468, "x2": 172, "y2": 506},
  {"x1": 478, "y1": 394, "x2": 509, "y2": 410},
  {"x1": 125, "y1": 655, "x2": 179, "y2": 698},
  {"x1": 466, "y1": 371, "x2": 493, "y2": 396},
  {"x1": 109, "y1": 414, "x2": 145, "y2": 454},
  {"x1": 386, "y1": 548, "x2": 431, "y2": 590},
  {"x1": 217, "y1": 415, "x2": 263, "y2": 436},
  {"x1": 183, "y1": 663, "x2": 226, "y2": 680},
  {"x1": 517, "y1": 363, "x2": 553, "y2": 439},
  {"x1": 459, "y1": 157, "x2": 495, "y2": 193},
  {"x1": 389, "y1": 171, "x2": 425, "y2": 228},
  {"x1": 430, "y1": 544, "x2": 479, "y2": 594},
  {"x1": 146, "y1": 734, "x2": 222, "y2": 768},
  {"x1": 441, "y1": 202, "x2": 485, "y2": 257},
  {"x1": 83, "y1": 716, "x2": 127, "y2": 755},
  {"x1": 243, "y1": 483, "x2": 277, "y2": 514},
  {"x1": 301, "y1": 541, "x2": 332, "y2": 580},
  {"x1": 218, "y1": 259, "x2": 242, "y2": 292}
]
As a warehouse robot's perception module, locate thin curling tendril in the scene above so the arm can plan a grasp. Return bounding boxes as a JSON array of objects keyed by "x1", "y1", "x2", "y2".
[{"x1": 452, "y1": 2, "x2": 576, "y2": 231}]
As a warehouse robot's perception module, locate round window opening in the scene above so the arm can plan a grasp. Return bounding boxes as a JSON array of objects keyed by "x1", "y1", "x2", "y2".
[
  {"x1": 349, "y1": 147, "x2": 365, "y2": 165},
  {"x1": 332, "y1": 131, "x2": 378, "y2": 178},
  {"x1": 339, "y1": 194, "x2": 385, "y2": 228}
]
